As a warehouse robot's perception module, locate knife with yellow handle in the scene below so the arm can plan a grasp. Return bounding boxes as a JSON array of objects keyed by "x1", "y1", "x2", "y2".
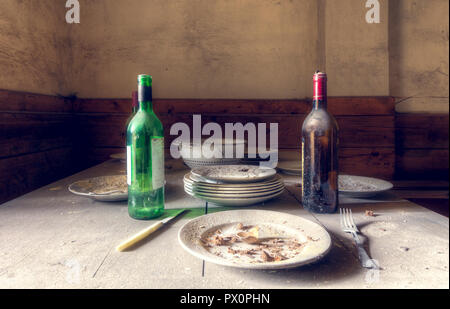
[{"x1": 116, "y1": 209, "x2": 187, "y2": 252}]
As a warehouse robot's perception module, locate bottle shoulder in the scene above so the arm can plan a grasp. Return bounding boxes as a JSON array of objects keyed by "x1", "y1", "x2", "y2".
[
  {"x1": 302, "y1": 109, "x2": 339, "y2": 132},
  {"x1": 127, "y1": 111, "x2": 164, "y2": 135}
]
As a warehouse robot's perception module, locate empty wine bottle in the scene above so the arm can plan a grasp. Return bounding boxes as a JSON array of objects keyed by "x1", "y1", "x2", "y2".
[
  {"x1": 301, "y1": 71, "x2": 339, "y2": 213},
  {"x1": 126, "y1": 75, "x2": 165, "y2": 220}
]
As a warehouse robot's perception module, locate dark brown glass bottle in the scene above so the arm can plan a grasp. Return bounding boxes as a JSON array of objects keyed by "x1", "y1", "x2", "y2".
[{"x1": 301, "y1": 71, "x2": 339, "y2": 213}]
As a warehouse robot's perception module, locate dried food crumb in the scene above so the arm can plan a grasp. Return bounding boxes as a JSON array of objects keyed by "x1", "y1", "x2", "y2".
[
  {"x1": 261, "y1": 251, "x2": 274, "y2": 262},
  {"x1": 365, "y1": 210, "x2": 375, "y2": 217}
]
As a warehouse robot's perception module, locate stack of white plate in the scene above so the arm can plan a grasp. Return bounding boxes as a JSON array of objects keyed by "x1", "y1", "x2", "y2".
[{"x1": 183, "y1": 165, "x2": 285, "y2": 206}]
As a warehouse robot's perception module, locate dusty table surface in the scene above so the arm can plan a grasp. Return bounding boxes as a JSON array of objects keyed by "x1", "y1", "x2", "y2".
[{"x1": 0, "y1": 159, "x2": 448, "y2": 289}]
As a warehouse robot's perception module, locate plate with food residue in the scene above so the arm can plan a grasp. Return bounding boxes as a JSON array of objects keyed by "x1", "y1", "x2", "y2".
[
  {"x1": 68, "y1": 175, "x2": 128, "y2": 202},
  {"x1": 339, "y1": 175, "x2": 393, "y2": 198},
  {"x1": 191, "y1": 165, "x2": 277, "y2": 183},
  {"x1": 178, "y1": 210, "x2": 331, "y2": 269}
]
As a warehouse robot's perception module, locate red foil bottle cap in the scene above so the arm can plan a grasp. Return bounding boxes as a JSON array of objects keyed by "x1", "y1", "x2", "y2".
[
  {"x1": 313, "y1": 71, "x2": 327, "y2": 100},
  {"x1": 132, "y1": 91, "x2": 138, "y2": 108}
]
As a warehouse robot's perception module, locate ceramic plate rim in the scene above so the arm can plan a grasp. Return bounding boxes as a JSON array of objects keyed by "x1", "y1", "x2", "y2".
[
  {"x1": 178, "y1": 209, "x2": 332, "y2": 270},
  {"x1": 184, "y1": 182, "x2": 285, "y2": 194},
  {"x1": 191, "y1": 165, "x2": 277, "y2": 183},
  {"x1": 68, "y1": 175, "x2": 128, "y2": 202},
  {"x1": 184, "y1": 185, "x2": 284, "y2": 198},
  {"x1": 184, "y1": 173, "x2": 283, "y2": 188},
  {"x1": 339, "y1": 174, "x2": 393, "y2": 195},
  {"x1": 184, "y1": 188, "x2": 284, "y2": 206}
]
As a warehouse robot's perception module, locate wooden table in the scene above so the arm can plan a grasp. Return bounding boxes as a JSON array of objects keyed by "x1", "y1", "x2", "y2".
[{"x1": 0, "y1": 159, "x2": 448, "y2": 289}]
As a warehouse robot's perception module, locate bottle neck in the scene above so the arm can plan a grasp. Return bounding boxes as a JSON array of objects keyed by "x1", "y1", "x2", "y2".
[
  {"x1": 138, "y1": 85, "x2": 153, "y2": 112},
  {"x1": 139, "y1": 100, "x2": 153, "y2": 111},
  {"x1": 312, "y1": 71, "x2": 327, "y2": 110},
  {"x1": 313, "y1": 98, "x2": 327, "y2": 109}
]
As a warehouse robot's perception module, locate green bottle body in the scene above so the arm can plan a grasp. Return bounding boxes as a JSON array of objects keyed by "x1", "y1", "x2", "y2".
[{"x1": 126, "y1": 75, "x2": 164, "y2": 220}]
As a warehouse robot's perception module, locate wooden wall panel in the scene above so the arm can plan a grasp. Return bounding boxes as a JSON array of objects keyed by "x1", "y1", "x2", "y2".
[
  {"x1": 73, "y1": 97, "x2": 396, "y2": 179},
  {"x1": 0, "y1": 90, "x2": 76, "y2": 204},
  {"x1": 0, "y1": 148, "x2": 74, "y2": 204},
  {"x1": 75, "y1": 97, "x2": 394, "y2": 115},
  {"x1": 74, "y1": 114, "x2": 394, "y2": 149},
  {"x1": 0, "y1": 113, "x2": 73, "y2": 158},
  {"x1": 396, "y1": 114, "x2": 449, "y2": 180},
  {"x1": 0, "y1": 89, "x2": 73, "y2": 113}
]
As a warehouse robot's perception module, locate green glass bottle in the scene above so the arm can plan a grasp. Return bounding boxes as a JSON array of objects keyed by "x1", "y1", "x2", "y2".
[{"x1": 126, "y1": 75, "x2": 165, "y2": 220}]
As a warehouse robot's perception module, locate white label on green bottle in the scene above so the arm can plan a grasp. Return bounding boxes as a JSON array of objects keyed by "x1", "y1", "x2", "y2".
[
  {"x1": 127, "y1": 145, "x2": 131, "y2": 185},
  {"x1": 152, "y1": 138, "x2": 164, "y2": 189}
]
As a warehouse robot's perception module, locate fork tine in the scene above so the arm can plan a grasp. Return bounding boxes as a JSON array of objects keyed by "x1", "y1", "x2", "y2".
[
  {"x1": 347, "y1": 209, "x2": 353, "y2": 229},
  {"x1": 342, "y1": 208, "x2": 349, "y2": 229},
  {"x1": 349, "y1": 209, "x2": 359, "y2": 231},
  {"x1": 339, "y1": 208, "x2": 343, "y2": 228},
  {"x1": 345, "y1": 208, "x2": 350, "y2": 229}
]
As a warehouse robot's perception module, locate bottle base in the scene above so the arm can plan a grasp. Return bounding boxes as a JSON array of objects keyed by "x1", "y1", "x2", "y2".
[
  {"x1": 303, "y1": 205, "x2": 337, "y2": 214},
  {"x1": 128, "y1": 207, "x2": 164, "y2": 220}
]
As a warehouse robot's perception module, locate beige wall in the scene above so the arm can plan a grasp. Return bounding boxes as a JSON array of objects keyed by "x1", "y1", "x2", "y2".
[
  {"x1": 70, "y1": 0, "x2": 320, "y2": 99},
  {"x1": 0, "y1": 0, "x2": 70, "y2": 95},
  {"x1": 325, "y1": 0, "x2": 390, "y2": 96},
  {"x1": 0, "y1": 0, "x2": 448, "y2": 113},
  {"x1": 70, "y1": 0, "x2": 392, "y2": 98},
  {"x1": 390, "y1": 0, "x2": 449, "y2": 113}
]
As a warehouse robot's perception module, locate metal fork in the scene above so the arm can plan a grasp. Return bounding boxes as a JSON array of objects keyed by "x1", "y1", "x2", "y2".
[{"x1": 340, "y1": 208, "x2": 379, "y2": 269}]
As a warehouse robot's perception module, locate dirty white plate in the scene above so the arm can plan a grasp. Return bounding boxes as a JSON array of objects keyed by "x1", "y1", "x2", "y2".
[
  {"x1": 182, "y1": 158, "x2": 241, "y2": 169},
  {"x1": 191, "y1": 165, "x2": 277, "y2": 183},
  {"x1": 184, "y1": 181, "x2": 285, "y2": 195},
  {"x1": 339, "y1": 175, "x2": 393, "y2": 198},
  {"x1": 185, "y1": 185, "x2": 284, "y2": 198},
  {"x1": 277, "y1": 161, "x2": 302, "y2": 175},
  {"x1": 184, "y1": 173, "x2": 283, "y2": 189},
  {"x1": 178, "y1": 210, "x2": 332, "y2": 269},
  {"x1": 184, "y1": 187, "x2": 284, "y2": 206},
  {"x1": 68, "y1": 175, "x2": 128, "y2": 202}
]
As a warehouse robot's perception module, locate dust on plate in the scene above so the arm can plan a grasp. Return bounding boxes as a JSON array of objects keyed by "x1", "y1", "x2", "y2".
[{"x1": 199, "y1": 223, "x2": 312, "y2": 264}]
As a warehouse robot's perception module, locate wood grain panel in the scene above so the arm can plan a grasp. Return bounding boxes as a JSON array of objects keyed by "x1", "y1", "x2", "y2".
[
  {"x1": 0, "y1": 89, "x2": 72, "y2": 113},
  {"x1": 395, "y1": 113, "x2": 449, "y2": 180},
  {"x1": 0, "y1": 113, "x2": 74, "y2": 158},
  {"x1": 396, "y1": 149, "x2": 449, "y2": 180},
  {"x1": 74, "y1": 114, "x2": 394, "y2": 149},
  {"x1": 75, "y1": 97, "x2": 394, "y2": 116},
  {"x1": 279, "y1": 148, "x2": 395, "y2": 179},
  {"x1": 0, "y1": 90, "x2": 75, "y2": 204},
  {"x1": 79, "y1": 146, "x2": 395, "y2": 179},
  {"x1": 0, "y1": 147, "x2": 75, "y2": 204},
  {"x1": 396, "y1": 114, "x2": 449, "y2": 149}
]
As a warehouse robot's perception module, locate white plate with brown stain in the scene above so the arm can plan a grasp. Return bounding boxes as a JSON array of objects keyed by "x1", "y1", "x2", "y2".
[
  {"x1": 68, "y1": 175, "x2": 128, "y2": 202},
  {"x1": 178, "y1": 210, "x2": 332, "y2": 270},
  {"x1": 339, "y1": 175, "x2": 393, "y2": 198},
  {"x1": 191, "y1": 165, "x2": 277, "y2": 183}
]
